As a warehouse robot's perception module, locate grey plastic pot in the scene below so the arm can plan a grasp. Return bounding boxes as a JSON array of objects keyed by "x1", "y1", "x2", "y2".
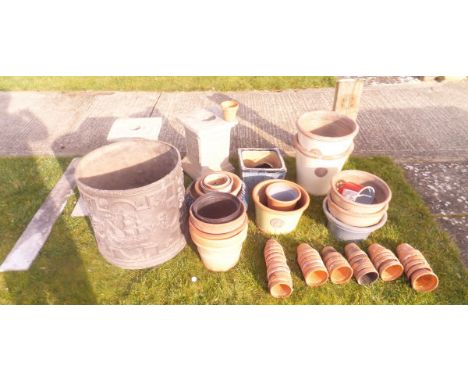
[{"x1": 322, "y1": 197, "x2": 387, "y2": 241}]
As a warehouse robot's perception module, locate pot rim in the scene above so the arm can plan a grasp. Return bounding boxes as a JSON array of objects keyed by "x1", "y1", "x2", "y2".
[
  {"x1": 330, "y1": 170, "x2": 392, "y2": 210},
  {"x1": 328, "y1": 196, "x2": 389, "y2": 220},
  {"x1": 191, "y1": 224, "x2": 248, "y2": 249},
  {"x1": 265, "y1": 181, "x2": 302, "y2": 209},
  {"x1": 253, "y1": 179, "x2": 310, "y2": 215},
  {"x1": 323, "y1": 197, "x2": 388, "y2": 232},
  {"x1": 76, "y1": 139, "x2": 182, "y2": 197},
  {"x1": 293, "y1": 133, "x2": 355, "y2": 160},
  {"x1": 238, "y1": 147, "x2": 287, "y2": 172},
  {"x1": 191, "y1": 192, "x2": 243, "y2": 224},
  {"x1": 189, "y1": 215, "x2": 248, "y2": 241},
  {"x1": 296, "y1": 111, "x2": 359, "y2": 142}
]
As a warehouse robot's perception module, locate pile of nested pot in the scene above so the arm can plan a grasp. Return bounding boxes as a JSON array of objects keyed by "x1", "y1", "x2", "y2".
[
  {"x1": 323, "y1": 170, "x2": 392, "y2": 241},
  {"x1": 264, "y1": 240, "x2": 438, "y2": 298},
  {"x1": 294, "y1": 111, "x2": 358, "y2": 196}
]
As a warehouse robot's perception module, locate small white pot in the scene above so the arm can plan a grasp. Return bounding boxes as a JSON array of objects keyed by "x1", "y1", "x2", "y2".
[
  {"x1": 296, "y1": 111, "x2": 358, "y2": 156},
  {"x1": 294, "y1": 134, "x2": 353, "y2": 196}
]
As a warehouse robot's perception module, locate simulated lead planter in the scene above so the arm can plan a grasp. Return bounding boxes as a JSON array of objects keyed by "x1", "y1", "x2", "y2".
[
  {"x1": 178, "y1": 108, "x2": 237, "y2": 179},
  {"x1": 75, "y1": 139, "x2": 187, "y2": 269}
]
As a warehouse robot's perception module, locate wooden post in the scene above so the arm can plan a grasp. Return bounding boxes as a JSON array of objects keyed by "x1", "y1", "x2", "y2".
[{"x1": 333, "y1": 78, "x2": 364, "y2": 120}]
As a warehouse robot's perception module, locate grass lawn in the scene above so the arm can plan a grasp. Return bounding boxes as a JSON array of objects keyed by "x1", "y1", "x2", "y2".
[
  {"x1": 0, "y1": 76, "x2": 336, "y2": 92},
  {"x1": 0, "y1": 156, "x2": 466, "y2": 305}
]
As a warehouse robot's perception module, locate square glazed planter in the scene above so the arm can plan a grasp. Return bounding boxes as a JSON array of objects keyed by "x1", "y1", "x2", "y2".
[
  {"x1": 177, "y1": 108, "x2": 237, "y2": 179},
  {"x1": 238, "y1": 148, "x2": 287, "y2": 202}
]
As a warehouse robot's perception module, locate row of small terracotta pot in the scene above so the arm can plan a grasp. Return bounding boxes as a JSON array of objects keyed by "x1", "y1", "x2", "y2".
[
  {"x1": 264, "y1": 240, "x2": 438, "y2": 298},
  {"x1": 189, "y1": 193, "x2": 248, "y2": 272},
  {"x1": 323, "y1": 170, "x2": 392, "y2": 241}
]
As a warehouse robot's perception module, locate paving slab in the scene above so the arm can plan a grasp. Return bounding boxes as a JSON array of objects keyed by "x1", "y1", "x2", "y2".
[{"x1": 402, "y1": 161, "x2": 468, "y2": 266}]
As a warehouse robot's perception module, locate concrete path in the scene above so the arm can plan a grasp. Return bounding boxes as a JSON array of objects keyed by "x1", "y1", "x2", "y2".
[{"x1": 0, "y1": 80, "x2": 467, "y2": 263}]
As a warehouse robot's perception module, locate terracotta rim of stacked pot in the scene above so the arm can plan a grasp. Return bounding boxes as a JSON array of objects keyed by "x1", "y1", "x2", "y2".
[
  {"x1": 265, "y1": 181, "x2": 302, "y2": 211},
  {"x1": 189, "y1": 199, "x2": 246, "y2": 235},
  {"x1": 330, "y1": 170, "x2": 392, "y2": 213},
  {"x1": 200, "y1": 172, "x2": 233, "y2": 193},
  {"x1": 191, "y1": 192, "x2": 243, "y2": 225},
  {"x1": 296, "y1": 111, "x2": 359, "y2": 143},
  {"x1": 368, "y1": 243, "x2": 403, "y2": 281},
  {"x1": 190, "y1": 223, "x2": 248, "y2": 249},
  {"x1": 326, "y1": 195, "x2": 388, "y2": 228},
  {"x1": 189, "y1": 215, "x2": 248, "y2": 241},
  {"x1": 344, "y1": 243, "x2": 379, "y2": 285},
  {"x1": 321, "y1": 246, "x2": 353, "y2": 285},
  {"x1": 297, "y1": 244, "x2": 328, "y2": 287},
  {"x1": 411, "y1": 268, "x2": 439, "y2": 292},
  {"x1": 252, "y1": 179, "x2": 310, "y2": 215},
  {"x1": 194, "y1": 171, "x2": 242, "y2": 198}
]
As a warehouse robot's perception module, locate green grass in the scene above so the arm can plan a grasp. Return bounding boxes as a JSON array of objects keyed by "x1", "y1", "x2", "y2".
[
  {"x1": 0, "y1": 156, "x2": 466, "y2": 304},
  {"x1": 0, "y1": 76, "x2": 336, "y2": 92}
]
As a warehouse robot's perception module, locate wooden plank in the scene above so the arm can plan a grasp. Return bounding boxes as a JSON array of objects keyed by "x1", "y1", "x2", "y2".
[
  {"x1": 332, "y1": 78, "x2": 364, "y2": 120},
  {"x1": 0, "y1": 158, "x2": 79, "y2": 272}
]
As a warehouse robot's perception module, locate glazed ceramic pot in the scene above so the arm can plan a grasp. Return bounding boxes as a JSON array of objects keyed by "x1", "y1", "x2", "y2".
[
  {"x1": 191, "y1": 224, "x2": 248, "y2": 272},
  {"x1": 368, "y1": 243, "x2": 404, "y2": 281},
  {"x1": 201, "y1": 172, "x2": 233, "y2": 193},
  {"x1": 344, "y1": 243, "x2": 379, "y2": 285},
  {"x1": 327, "y1": 196, "x2": 388, "y2": 227},
  {"x1": 396, "y1": 243, "x2": 439, "y2": 292},
  {"x1": 330, "y1": 170, "x2": 392, "y2": 214},
  {"x1": 321, "y1": 246, "x2": 353, "y2": 284},
  {"x1": 264, "y1": 239, "x2": 293, "y2": 298},
  {"x1": 75, "y1": 139, "x2": 187, "y2": 270},
  {"x1": 297, "y1": 243, "x2": 328, "y2": 287},
  {"x1": 265, "y1": 181, "x2": 301, "y2": 211},
  {"x1": 192, "y1": 192, "x2": 243, "y2": 224},
  {"x1": 323, "y1": 198, "x2": 388, "y2": 241},
  {"x1": 221, "y1": 100, "x2": 239, "y2": 122},
  {"x1": 294, "y1": 134, "x2": 353, "y2": 196},
  {"x1": 296, "y1": 111, "x2": 359, "y2": 156},
  {"x1": 252, "y1": 179, "x2": 310, "y2": 235}
]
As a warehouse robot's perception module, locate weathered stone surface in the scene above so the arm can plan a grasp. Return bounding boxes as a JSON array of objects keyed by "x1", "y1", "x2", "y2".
[
  {"x1": 0, "y1": 158, "x2": 79, "y2": 272},
  {"x1": 107, "y1": 117, "x2": 162, "y2": 141}
]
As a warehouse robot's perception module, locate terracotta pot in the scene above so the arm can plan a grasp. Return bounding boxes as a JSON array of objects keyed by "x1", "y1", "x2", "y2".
[
  {"x1": 296, "y1": 111, "x2": 359, "y2": 156},
  {"x1": 321, "y1": 246, "x2": 353, "y2": 284},
  {"x1": 264, "y1": 239, "x2": 293, "y2": 298},
  {"x1": 368, "y1": 243, "x2": 403, "y2": 281},
  {"x1": 189, "y1": 215, "x2": 248, "y2": 241},
  {"x1": 192, "y1": 192, "x2": 243, "y2": 224},
  {"x1": 326, "y1": 196, "x2": 388, "y2": 228},
  {"x1": 252, "y1": 179, "x2": 310, "y2": 234},
  {"x1": 294, "y1": 134, "x2": 353, "y2": 196},
  {"x1": 344, "y1": 243, "x2": 379, "y2": 285},
  {"x1": 75, "y1": 139, "x2": 187, "y2": 270},
  {"x1": 297, "y1": 243, "x2": 328, "y2": 287},
  {"x1": 330, "y1": 170, "x2": 392, "y2": 214},
  {"x1": 265, "y1": 181, "x2": 301, "y2": 211},
  {"x1": 189, "y1": 199, "x2": 246, "y2": 235},
  {"x1": 410, "y1": 268, "x2": 439, "y2": 292},
  {"x1": 221, "y1": 100, "x2": 239, "y2": 122},
  {"x1": 201, "y1": 172, "x2": 233, "y2": 193},
  {"x1": 191, "y1": 224, "x2": 248, "y2": 272}
]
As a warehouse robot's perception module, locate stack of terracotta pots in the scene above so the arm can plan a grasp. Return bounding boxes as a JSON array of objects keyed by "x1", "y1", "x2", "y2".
[
  {"x1": 186, "y1": 170, "x2": 247, "y2": 208},
  {"x1": 323, "y1": 170, "x2": 392, "y2": 241},
  {"x1": 294, "y1": 111, "x2": 358, "y2": 196},
  {"x1": 321, "y1": 246, "x2": 353, "y2": 284},
  {"x1": 396, "y1": 243, "x2": 439, "y2": 292},
  {"x1": 344, "y1": 243, "x2": 379, "y2": 285},
  {"x1": 368, "y1": 243, "x2": 404, "y2": 281},
  {"x1": 264, "y1": 239, "x2": 293, "y2": 298},
  {"x1": 189, "y1": 193, "x2": 248, "y2": 272},
  {"x1": 297, "y1": 243, "x2": 329, "y2": 287},
  {"x1": 252, "y1": 179, "x2": 310, "y2": 234}
]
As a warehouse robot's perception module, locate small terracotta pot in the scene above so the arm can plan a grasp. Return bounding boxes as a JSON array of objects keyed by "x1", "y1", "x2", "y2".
[
  {"x1": 330, "y1": 170, "x2": 392, "y2": 214},
  {"x1": 252, "y1": 179, "x2": 310, "y2": 235},
  {"x1": 192, "y1": 192, "x2": 243, "y2": 224},
  {"x1": 321, "y1": 246, "x2": 353, "y2": 284},
  {"x1": 368, "y1": 243, "x2": 404, "y2": 281},
  {"x1": 194, "y1": 171, "x2": 243, "y2": 198},
  {"x1": 326, "y1": 196, "x2": 388, "y2": 228},
  {"x1": 189, "y1": 215, "x2": 248, "y2": 241},
  {"x1": 395, "y1": 243, "x2": 439, "y2": 292},
  {"x1": 201, "y1": 172, "x2": 233, "y2": 193},
  {"x1": 265, "y1": 181, "x2": 301, "y2": 211},
  {"x1": 221, "y1": 100, "x2": 239, "y2": 122},
  {"x1": 264, "y1": 239, "x2": 293, "y2": 298},
  {"x1": 297, "y1": 243, "x2": 328, "y2": 287},
  {"x1": 344, "y1": 243, "x2": 379, "y2": 285}
]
